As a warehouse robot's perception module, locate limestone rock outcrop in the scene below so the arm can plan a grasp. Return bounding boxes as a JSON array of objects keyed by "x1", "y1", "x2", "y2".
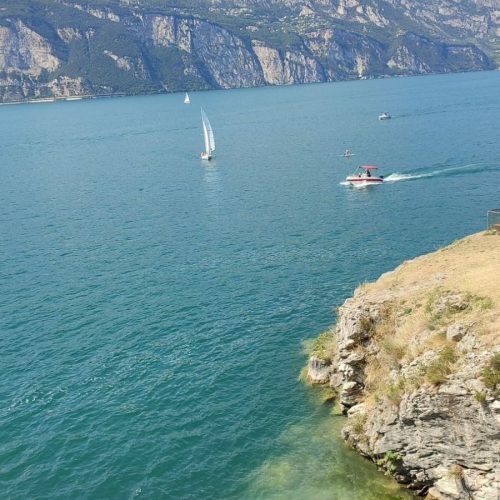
[{"x1": 307, "y1": 233, "x2": 500, "y2": 498}]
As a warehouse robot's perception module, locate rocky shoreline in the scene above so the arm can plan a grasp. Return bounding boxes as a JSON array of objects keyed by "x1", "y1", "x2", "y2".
[{"x1": 306, "y1": 232, "x2": 500, "y2": 499}]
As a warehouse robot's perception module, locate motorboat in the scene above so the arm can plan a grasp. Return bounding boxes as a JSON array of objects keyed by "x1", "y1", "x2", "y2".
[
  {"x1": 378, "y1": 112, "x2": 391, "y2": 120},
  {"x1": 345, "y1": 166, "x2": 384, "y2": 186},
  {"x1": 342, "y1": 149, "x2": 354, "y2": 157}
]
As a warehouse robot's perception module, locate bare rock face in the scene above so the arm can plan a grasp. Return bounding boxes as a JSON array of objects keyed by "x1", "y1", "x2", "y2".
[
  {"x1": 356, "y1": 383, "x2": 500, "y2": 498},
  {"x1": 327, "y1": 292, "x2": 395, "y2": 411},
  {"x1": 146, "y1": 15, "x2": 193, "y2": 53},
  {"x1": 432, "y1": 292, "x2": 470, "y2": 316},
  {"x1": 307, "y1": 356, "x2": 332, "y2": 383},
  {"x1": 386, "y1": 33, "x2": 492, "y2": 74},
  {"x1": 252, "y1": 42, "x2": 325, "y2": 85},
  {"x1": 47, "y1": 76, "x2": 88, "y2": 97},
  {"x1": 304, "y1": 28, "x2": 386, "y2": 79},
  {"x1": 0, "y1": 20, "x2": 61, "y2": 78},
  {"x1": 446, "y1": 322, "x2": 469, "y2": 342},
  {"x1": 309, "y1": 284, "x2": 499, "y2": 498},
  {"x1": 144, "y1": 15, "x2": 265, "y2": 89}
]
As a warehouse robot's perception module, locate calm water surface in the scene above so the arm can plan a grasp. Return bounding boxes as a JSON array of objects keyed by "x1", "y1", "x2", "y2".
[{"x1": 1, "y1": 71, "x2": 499, "y2": 499}]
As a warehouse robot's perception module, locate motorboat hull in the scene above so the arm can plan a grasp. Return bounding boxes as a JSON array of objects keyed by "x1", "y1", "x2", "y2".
[{"x1": 345, "y1": 176, "x2": 383, "y2": 186}]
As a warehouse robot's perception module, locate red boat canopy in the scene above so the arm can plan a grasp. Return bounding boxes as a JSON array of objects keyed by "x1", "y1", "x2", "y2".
[{"x1": 362, "y1": 166, "x2": 378, "y2": 170}]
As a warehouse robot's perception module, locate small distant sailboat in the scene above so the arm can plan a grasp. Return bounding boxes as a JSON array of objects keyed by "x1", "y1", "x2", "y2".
[
  {"x1": 200, "y1": 108, "x2": 215, "y2": 161},
  {"x1": 184, "y1": 93, "x2": 190, "y2": 104}
]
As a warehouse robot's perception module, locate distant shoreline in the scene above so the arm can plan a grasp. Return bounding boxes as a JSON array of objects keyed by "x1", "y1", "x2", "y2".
[
  {"x1": 0, "y1": 68, "x2": 498, "y2": 107},
  {"x1": 0, "y1": 93, "x2": 126, "y2": 106}
]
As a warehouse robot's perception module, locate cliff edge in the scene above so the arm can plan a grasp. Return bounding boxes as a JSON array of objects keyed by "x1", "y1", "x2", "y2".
[{"x1": 307, "y1": 231, "x2": 500, "y2": 499}]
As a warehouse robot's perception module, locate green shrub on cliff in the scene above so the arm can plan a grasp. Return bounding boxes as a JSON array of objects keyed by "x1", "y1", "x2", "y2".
[
  {"x1": 425, "y1": 345, "x2": 456, "y2": 385},
  {"x1": 350, "y1": 413, "x2": 367, "y2": 434},
  {"x1": 376, "y1": 451, "x2": 402, "y2": 476},
  {"x1": 474, "y1": 390, "x2": 487, "y2": 404},
  {"x1": 385, "y1": 378, "x2": 406, "y2": 406},
  {"x1": 482, "y1": 353, "x2": 500, "y2": 394},
  {"x1": 309, "y1": 330, "x2": 336, "y2": 362},
  {"x1": 380, "y1": 338, "x2": 406, "y2": 366}
]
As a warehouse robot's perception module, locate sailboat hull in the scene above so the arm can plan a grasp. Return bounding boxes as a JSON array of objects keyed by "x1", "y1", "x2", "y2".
[{"x1": 201, "y1": 153, "x2": 212, "y2": 161}]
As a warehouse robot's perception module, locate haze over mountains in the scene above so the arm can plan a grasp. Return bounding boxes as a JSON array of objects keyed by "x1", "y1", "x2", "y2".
[{"x1": 0, "y1": 0, "x2": 498, "y2": 101}]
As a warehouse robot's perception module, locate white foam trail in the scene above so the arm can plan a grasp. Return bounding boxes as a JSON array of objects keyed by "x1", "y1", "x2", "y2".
[
  {"x1": 384, "y1": 172, "x2": 431, "y2": 182},
  {"x1": 384, "y1": 162, "x2": 496, "y2": 183},
  {"x1": 339, "y1": 180, "x2": 375, "y2": 188}
]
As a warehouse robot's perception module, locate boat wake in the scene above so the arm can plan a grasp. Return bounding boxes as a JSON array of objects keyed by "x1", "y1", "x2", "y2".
[
  {"x1": 384, "y1": 172, "x2": 431, "y2": 182},
  {"x1": 384, "y1": 162, "x2": 498, "y2": 183}
]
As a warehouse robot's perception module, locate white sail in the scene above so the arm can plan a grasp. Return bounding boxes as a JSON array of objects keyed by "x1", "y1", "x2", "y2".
[
  {"x1": 201, "y1": 108, "x2": 215, "y2": 154},
  {"x1": 184, "y1": 93, "x2": 190, "y2": 104}
]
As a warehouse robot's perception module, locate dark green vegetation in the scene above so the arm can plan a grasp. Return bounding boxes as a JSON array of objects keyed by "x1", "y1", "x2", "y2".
[
  {"x1": 482, "y1": 352, "x2": 500, "y2": 396},
  {"x1": 0, "y1": 0, "x2": 497, "y2": 101},
  {"x1": 425, "y1": 345, "x2": 457, "y2": 385}
]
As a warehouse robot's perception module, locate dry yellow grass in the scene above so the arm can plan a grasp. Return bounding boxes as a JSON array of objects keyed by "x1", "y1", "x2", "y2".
[
  {"x1": 358, "y1": 232, "x2": 499, "y2": 405},
  {"x1": 363, "y1": 231, "x2": 500, "y2": 346}
]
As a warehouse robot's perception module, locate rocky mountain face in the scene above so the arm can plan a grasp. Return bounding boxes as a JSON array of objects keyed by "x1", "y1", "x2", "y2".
[
  {"x1": 307, "y1": 232, "x2": 500, "y2": 499},
  {"x1": 0, "y1": 0, "x2": 498, "y2": 101}
]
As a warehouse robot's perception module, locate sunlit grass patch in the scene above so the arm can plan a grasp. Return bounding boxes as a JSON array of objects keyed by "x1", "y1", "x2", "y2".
[
  {"x1": 425, "y1": 345, "x2": 457, "y2": 385},
  {"x1": 482, "y1": 352, "x2": 500, "y2": 395},
  {"x1": 350, "y1": 413, "x2": 367, "y2": 434},
  {"x1": 308, "y1": 330, "x2": 337, "y2": 362}
]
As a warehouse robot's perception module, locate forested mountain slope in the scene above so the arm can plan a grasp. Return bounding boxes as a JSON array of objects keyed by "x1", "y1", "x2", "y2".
[{"x1": 0, "y1": 0, "x2": 497, "y2": 101}]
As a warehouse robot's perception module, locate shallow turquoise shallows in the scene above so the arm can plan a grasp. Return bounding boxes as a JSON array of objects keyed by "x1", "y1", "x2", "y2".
[{"x1": 1, "y1": 71, "x2": 499, "y2": 499}]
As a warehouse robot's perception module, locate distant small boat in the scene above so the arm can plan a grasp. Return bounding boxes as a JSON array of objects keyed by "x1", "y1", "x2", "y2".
[
  {"x1": 200, "y1": 108, "x2": 215, "y2": 161},
  {"x1": 345, "y1": 165, "x2": 384, "y2": 186},
  {"x1": 342, "y1": 149, "x2": 354, "y2": 157},
  {"x1": 184, "y1": 93, "x2": 190, "y2": 104},
  {"x1": 378, "y1": 112, "x2": 391, "y2": 120},
  {"x1": 65, "y1": 96, "x2": 82, "y2": 101}
]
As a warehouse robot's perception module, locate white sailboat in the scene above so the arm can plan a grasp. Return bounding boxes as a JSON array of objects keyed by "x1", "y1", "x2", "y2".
[
  {"x1": 200, "y1": 108, "x2": 215, "y2": 161},
  {"x1": 184, "y1": 93, "x2": 190, "y2": 104}
]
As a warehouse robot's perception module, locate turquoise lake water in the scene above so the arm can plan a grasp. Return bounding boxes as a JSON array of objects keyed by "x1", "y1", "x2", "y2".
[{"x1": 1, "y1": 71, "x2": 499, "y2": 499}]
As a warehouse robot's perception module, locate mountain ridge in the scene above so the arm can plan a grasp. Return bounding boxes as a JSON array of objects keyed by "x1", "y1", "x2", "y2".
[{"x1": 0, "y1": 0, "x2": 498, "y2": 101}]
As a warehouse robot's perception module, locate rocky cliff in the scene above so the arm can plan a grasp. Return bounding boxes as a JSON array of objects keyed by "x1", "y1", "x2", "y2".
[
  {"x1": 0, "y1": 0, "x2": 498, "y2": 101},
  {"x1": 307, "y1": 231, "x2": 500, "y2": 499}
]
